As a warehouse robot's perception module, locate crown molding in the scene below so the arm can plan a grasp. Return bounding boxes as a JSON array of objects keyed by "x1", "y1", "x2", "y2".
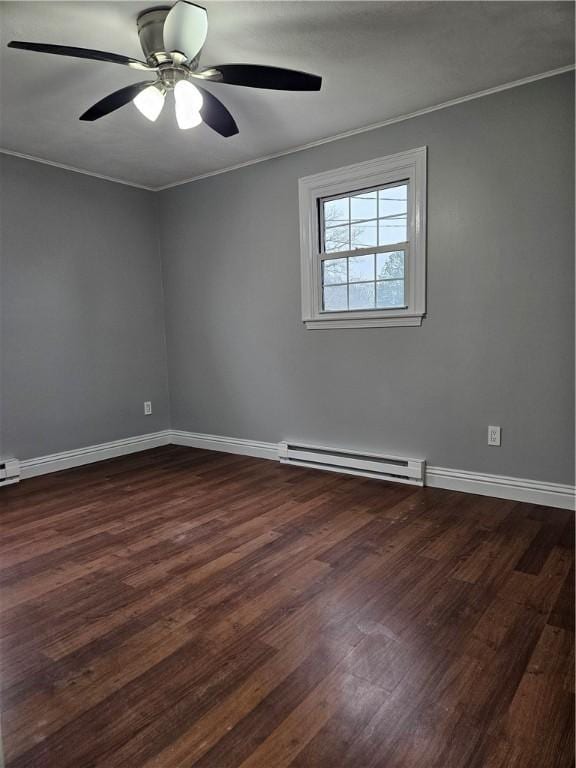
[
  {"x1": 154, "y1": 65, "x2": 574, "y2": 190},
  {"x1": 0, "y1": 148, "x2": 155, "y2": 191},
  {"x1": 1, "y1": 65, "x2": 573, "y2": 192}
]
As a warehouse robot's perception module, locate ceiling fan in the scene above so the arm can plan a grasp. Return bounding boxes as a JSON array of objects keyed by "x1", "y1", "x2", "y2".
[{"x1": 7, "y1": 1, "x2": 322, "y2": 137}]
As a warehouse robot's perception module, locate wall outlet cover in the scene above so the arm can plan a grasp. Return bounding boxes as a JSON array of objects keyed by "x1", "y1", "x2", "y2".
[{"x1": 488, "y1": 426, "x2": 501, "y2": 446}]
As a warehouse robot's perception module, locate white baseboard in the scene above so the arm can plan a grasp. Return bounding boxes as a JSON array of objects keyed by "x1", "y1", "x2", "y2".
[
  {"x1": 20, "y1": 430, "x2": 172, "y2": 479},
  {"x1": 171, "y1": 431, "x2": 574, "y2": 510},
  {"x1": 9, "y1": 428, "x2": 575, "y2": 511},
  {"x1": 426, "y1": 466, "x2": 575, "y2": 511},
  {"x1": 170, "y1": 429, "x2": 278, "y2": 461}
]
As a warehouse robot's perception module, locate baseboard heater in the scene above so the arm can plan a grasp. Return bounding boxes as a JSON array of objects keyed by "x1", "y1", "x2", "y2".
[
  {"x1": 278, "y1": 442, "x2": 425, "y2": 486},
  {"x1": 0, "y1": 458, "x2": 21, "y2": 486}
]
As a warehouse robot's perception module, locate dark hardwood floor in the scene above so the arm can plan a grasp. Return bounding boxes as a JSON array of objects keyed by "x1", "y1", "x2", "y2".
[{"x1": 0, "y1": 445, "x2": 573, "y2": 768}]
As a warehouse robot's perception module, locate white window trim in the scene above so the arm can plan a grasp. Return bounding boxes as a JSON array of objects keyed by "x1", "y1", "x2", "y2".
[{"x1": 298, "y1": 147, "x2": 427, "y2": 329}]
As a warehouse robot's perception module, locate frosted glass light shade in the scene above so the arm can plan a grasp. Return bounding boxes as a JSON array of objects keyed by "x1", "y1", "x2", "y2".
[
  {"x1": 133, "y1": 85, "x2": 165, "y2": 122},
  {"x1": 174, "y1": 80, "x2": 203, "y2": 130},
  {"x1": 163, "y1": 2, "x2": 208, "y2": 61}
]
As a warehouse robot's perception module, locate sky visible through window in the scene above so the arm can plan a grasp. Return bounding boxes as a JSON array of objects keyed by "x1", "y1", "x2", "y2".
[{"x1": 321, "y1": 183, "x2": 408, "y2": 312}]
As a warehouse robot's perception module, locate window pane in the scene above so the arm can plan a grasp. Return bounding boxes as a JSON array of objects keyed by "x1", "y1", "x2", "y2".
[
  {"x1": 376, "y1": 279, "x2": 405, "y2": 308},
  {"x1": 324, "y1": 224, "x2": 350, "y2": 253},
  {"x1": 377, "y1": 251, "x2": 404, "y2": 280},
  {"x1": 351, "y1": 191, "x2": 377, "y2": 222},
  {"x1": 349, "y1": 254, "x2": 374, "y2": 283},
  {"x1": 379, "y1": 184, "x2": 407, "y2": 217},
  {"x1": 349, "y1": 282, "x2": 375, "y2": 310},
  {"x1": 351, "y1": 220, "x2": 378, "y2": 250},
  {"x1": 323, "y1": 284, "x2": 348, "y2": 311},
  {"x1": 323, "y1": 197, "x2": 349, "y2": 227},
  {"x1": 378, "y1": 216, "x2": 407, "y2": 246},
  {"x1": 323, "y1": 258, "x2": 347, "y2": 286}
]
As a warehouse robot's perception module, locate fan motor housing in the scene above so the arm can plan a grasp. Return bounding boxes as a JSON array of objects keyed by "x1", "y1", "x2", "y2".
[
  {"x1": 137, "y1": 6, "x2": 201, "y2": 71},
  {"x1": 137, "y1": 7, "x2": 171, "y2": 61}
]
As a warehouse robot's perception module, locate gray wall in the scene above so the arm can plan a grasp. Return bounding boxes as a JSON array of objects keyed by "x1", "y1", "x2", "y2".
[
  {"x1": 0, "y1": 155, "x2": 170, "y2": 459},
  {"x1": 158, "y1": 72, "x2": 574, "y2": 485},
  {"x1": 1, "y1": 74, "x2": 573, "y2": 484}
]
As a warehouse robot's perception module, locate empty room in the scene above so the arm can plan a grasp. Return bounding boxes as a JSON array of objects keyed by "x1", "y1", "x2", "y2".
[{"x1": 0, "y1": 1, "x2": 574, "y2": 766}]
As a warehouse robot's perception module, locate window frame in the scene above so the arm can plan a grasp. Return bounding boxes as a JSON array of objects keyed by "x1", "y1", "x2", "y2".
[{"x1": 298, "y1": 147, "x2": 427, "y2": 329}]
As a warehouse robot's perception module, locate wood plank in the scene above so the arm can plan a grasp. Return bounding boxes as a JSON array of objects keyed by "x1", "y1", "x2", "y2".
[
  {"x1": 0, "y1": 446, "x2": 572, "y2": 768},
  {"x1": 548, "y1": 563, "x2": 575, "y2": 632}
]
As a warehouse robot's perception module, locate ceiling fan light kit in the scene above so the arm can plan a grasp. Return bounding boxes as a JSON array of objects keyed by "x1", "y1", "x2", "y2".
[
  {"x1": 174, "y1": 80, "x2": 204, "y2": 129},
  {"x1": 7, "y1": 0, "x2": 322, "y2": 138},
  {"x1": 133, "y1": 83, "x2": 165, "y2": 122}
]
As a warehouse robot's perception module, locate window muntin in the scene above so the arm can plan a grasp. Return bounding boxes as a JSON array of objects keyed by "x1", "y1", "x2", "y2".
[
  {"x1": 322, "y1": 250, "x2": 406, "y2": 311},
  {"x1": 322, "y1": 182, "x2": 408, "y2": 255},
  {"x1": 320, "y1": 181, "x2": 408, "y2": 312}
]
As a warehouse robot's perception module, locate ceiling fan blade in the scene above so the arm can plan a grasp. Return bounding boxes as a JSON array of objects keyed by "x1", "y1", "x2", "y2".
[
  {"x1": 8, "y1": 41, "x2": 153, "y2": 71},
  {"x1": 79, "y1": 81, "x2": 155, "y2": 121},
  {"x1": 194, "y1": 64, "x2": 322, "y2": 91},
  {"x1": 163, "y1": 2, "x2": 208, "y2": 61},
  {"x1": 195, "y1": 85, "x2": 238, "y2": 137}
]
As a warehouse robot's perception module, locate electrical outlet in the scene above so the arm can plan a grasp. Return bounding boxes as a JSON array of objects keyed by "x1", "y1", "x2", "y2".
[
  {"x1": 144, "y1": 401, "x2": 152, "y2": 416},
  {"x1": 488, "y1": 426, "x2": 501, "y2": 446}
]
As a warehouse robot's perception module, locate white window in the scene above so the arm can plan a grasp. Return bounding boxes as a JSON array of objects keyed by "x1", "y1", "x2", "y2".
[{"x1": 298, "y1": 147, "x2": 427, "y2": 329}]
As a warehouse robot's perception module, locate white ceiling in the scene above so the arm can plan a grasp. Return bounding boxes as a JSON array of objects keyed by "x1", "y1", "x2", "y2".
[{"x1": 0, "y1": 1, "x2": 573, "y2": 189}]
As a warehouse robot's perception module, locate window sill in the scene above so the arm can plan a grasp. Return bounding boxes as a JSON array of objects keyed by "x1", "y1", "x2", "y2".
[{"x1": 304, "y1": 314, "x2": 424, "y2": 329}]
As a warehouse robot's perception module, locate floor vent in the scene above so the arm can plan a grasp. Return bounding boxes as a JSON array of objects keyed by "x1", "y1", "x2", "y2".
[
  {"x1": 0, "y1": 458, "x2": 21, "y2": 486},
  {"x1": 279, "y1": 442, "x2": 425, "y2": 486}
]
